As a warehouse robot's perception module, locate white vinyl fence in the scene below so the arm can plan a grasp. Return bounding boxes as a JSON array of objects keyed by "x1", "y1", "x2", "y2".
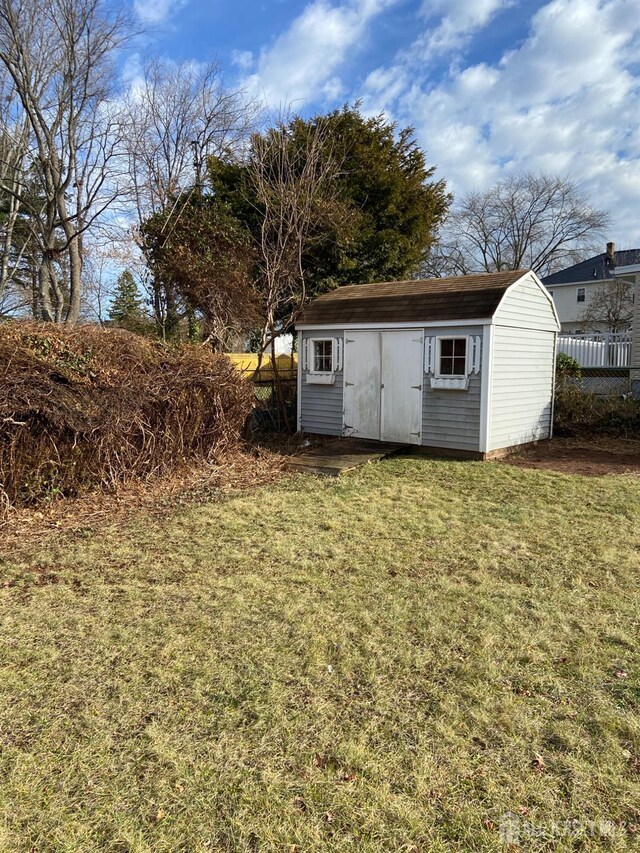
[{"x1": 557, "y1": 333, "x2": 632, "y2": 368}]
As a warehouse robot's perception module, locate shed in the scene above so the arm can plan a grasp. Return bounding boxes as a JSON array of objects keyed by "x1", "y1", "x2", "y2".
[{"x1": 295, "y1": 269, "x2": 560, "y2": 458}]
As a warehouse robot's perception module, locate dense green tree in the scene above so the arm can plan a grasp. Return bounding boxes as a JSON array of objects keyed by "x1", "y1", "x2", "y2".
[
  {"x1": 142, "y1": 194, "x2": 259, "y2": 348},
  {"x1": 108, "y1": 270, "x2": 148, "y2": 333},
  {"x1": 142, "y1": 106, "x2": 450, "y2": 354},
  {"x1": 208, "y1": 105, "x2": 451, "y2": 297}
]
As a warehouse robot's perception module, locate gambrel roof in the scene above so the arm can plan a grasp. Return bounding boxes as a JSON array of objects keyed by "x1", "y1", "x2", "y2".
[{"x1": 299, "y1": 270, "x2": 529, "y2": 325}]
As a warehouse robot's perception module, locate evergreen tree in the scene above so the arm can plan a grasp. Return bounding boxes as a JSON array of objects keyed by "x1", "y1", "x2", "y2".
[
  {"x1": 208, "y1": 104, "x2": 451, "y2": 296},
  {"x1": 108, "y1": 270, "x2": 147, "y2": 333}
]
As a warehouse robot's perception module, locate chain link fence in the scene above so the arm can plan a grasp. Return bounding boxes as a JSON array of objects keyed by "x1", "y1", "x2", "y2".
[{"x1": 571, "y1": 368, "x2": 631, "y2": 397}]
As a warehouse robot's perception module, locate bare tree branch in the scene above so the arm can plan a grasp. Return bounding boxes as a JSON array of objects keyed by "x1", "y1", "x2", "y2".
[
  {"x1": 427, "y1": 172, "x2": 610, "y2": 278},
  {"x1": 0, "y1": 0, "x2": 134, "y2": 323}
]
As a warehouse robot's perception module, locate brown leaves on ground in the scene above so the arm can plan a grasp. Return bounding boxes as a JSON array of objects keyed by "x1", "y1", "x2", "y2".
[{"x1": 0, "y1": 446, "x2": 287, "y2": 559}]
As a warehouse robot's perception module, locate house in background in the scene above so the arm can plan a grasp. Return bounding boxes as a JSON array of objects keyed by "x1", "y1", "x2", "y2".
[
  {"x1": 542, "y1": 242, "x2": 640, "y2": 333},
  {"x1": 620, "y1": 260, "x2": 640, "y2": 399}
]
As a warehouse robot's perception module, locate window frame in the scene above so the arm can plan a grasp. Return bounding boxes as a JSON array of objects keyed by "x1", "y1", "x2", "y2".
[
  {"x1": 308, "y1": 337, "x2": 336, "y2": 375},
  {"x1": 576, "y1": 286, "x2": 586, "y2": 303},
  {"x1": 435, "y1": 336, "x2": 469, "y2": 379}
]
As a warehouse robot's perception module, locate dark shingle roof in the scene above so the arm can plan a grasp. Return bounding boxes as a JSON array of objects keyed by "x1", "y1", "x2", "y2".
[
  {"x1": 543, "y1": 249, "x2": 640, "y2": 286},
  {"x1": 298, "y1": 270, "x2": 528, "y2": 325}
]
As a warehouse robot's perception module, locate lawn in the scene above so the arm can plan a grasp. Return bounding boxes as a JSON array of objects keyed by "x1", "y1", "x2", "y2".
[{"x1": 1, "y1": 456, "x2": 640, "y2": 851}]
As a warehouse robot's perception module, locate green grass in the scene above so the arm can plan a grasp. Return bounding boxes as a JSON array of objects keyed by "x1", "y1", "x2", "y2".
[{"x1": 1, "y1": 457, "x2": 640, "y2": 851}]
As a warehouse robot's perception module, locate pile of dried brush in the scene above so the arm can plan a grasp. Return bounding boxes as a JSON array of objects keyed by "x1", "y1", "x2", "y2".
[{"x1": 0, "y1": 323, "x2": 254, "y2": 516}]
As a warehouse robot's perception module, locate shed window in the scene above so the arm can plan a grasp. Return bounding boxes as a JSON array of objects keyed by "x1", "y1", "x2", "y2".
[
  {"x1": 312, "y1": 339, "x2": 333, "y2": 373},
  {"x1": 438, "y1": 338, "x2": 467, "y2": 377},
  {"x1": 576, "y1": 287, "x2": 586, "y2": 303}
]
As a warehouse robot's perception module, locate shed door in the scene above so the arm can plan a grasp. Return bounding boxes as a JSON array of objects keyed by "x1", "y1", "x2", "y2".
[
  {"x1": 343, "y1": 331, "x2": 381, "y2": 440},
  {"x1": 343, "y1": 330, "x2": 422, "y2": 444},
  {"x1": 380, "y1": 331, "x2": 423, "y2": 445}
]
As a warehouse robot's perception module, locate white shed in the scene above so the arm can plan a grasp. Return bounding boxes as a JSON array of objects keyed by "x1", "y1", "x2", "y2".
[{"x1": 295, "y1": 270, "x2": 560, "y2": 458}]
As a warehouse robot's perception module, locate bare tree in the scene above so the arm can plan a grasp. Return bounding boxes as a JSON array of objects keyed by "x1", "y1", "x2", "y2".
[
  {"x1": 0, "y1": 0, "x2": 132, "y2": 323},
  {"x1": 246, "y1": 117, "x2": 344, "y2": 428},
  {"x1": 429, "y1": 173, "x2": 609, "y2": 278},
  {"x1": 580, "y1": 279, "x2": 634, "y2": 333},
  {"x1": 122, "y1": 58, "x2": 257, "y2": 338},
  {"x1": 0, "y1": 77, "x2": 30, "y2": 306}
]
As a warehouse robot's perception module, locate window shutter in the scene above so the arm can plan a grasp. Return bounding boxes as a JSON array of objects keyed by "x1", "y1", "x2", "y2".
[
  {"x1": 424, "y1": 336, "x2": 435, "y2": 374},
  {"x1": 335, "y1": 337, "x2": 343, "y2": 372},
  {"x1": 301, "y1": 338, "x2": 308, "y2": 371},
  {"x1": 470, "y1": 335, "x2": 482, "y2": 374}
]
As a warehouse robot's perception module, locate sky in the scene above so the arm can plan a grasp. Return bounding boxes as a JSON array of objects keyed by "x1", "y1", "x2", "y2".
[{"x1": 132, "y1": 0, "x2": 640, "y2": 250}]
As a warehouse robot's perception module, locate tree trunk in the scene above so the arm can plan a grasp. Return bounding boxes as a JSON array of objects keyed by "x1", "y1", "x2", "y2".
[
  {"x1": 270, "y1": 335, "x2": 291, "y2": 433},
  {"x1": 64, "y1": 234, "x2": 82, "y2": 324}
]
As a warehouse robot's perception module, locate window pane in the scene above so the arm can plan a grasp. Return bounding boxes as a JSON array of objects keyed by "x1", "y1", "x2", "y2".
[
  {"x1": 313, "y1": 340, "x2": 332, "y2": 372},
  {"x1": 439, "y1": 339, "x2": 467, "y2": 376}
]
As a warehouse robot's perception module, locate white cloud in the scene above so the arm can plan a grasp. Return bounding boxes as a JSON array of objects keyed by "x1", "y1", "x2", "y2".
[
  {"x1": 417, "y1": 0, "x2": 514, "y2": 56},
  {"x1": 243, "y1": 0, "x2": 399, "y2": 108},
  {"x1": 231, "y1": 50, "x2": 255, "y2": 73},
  {"x1": 134, "y1": 0, "x2": 187, "y2": 25},
  {"x1": 362, "y1": 0, "x2": 640, "y2": 247}
]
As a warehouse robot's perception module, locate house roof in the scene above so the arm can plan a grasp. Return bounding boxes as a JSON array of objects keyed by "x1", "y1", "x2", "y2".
[
  {"x1": 543, "y1": 249, "x2": 640, "y2": 286},
  {"x1": 298, "y1": 270, "x2": 528, "y2": 326}
]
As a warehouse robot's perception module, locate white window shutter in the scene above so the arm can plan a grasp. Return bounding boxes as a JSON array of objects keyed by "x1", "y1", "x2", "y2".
[
  {"x1": 471, "y1": 335, "x2": 482, "y2": 374},
  {"x1": 424, "y1": 336, "x2": 435, "y2": 374},
  {"x1": 302, "y1": 338, "x2": 308, "y2": 371},
  {"x1": 335, "y1": 337, "x2": 343, "y2": 372}
]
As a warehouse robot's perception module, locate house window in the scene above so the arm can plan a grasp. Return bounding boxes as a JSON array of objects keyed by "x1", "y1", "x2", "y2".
[
  {"x1": 576, "y1": 287, "x2": 586, "y2": 303},
  {"x1": 438, "y1": 338, "x2": 467, "y2": 377},
  {"x1": 312, "y1": 338, "x2": 333, "y2": 373}
]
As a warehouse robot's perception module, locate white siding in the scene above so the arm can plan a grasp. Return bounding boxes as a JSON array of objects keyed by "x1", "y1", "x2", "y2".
[
  {"x1": 489, "y1": 327, "x2": 555, "y2": 451},
  {"x1": 629, "y1": 272, "x2": 640, "y2": 371},
  {"x1": 494, "y1": 272, "x2": 558, "y2": 331},
  {"x1": 544, "y1": 280, "x2": 605, "y2": 330}
]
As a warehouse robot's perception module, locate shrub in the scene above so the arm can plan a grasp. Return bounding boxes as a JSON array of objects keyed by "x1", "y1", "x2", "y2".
[
  {"x1": 556, "y1": 352, "x2": 581, "y2": 379},
  {"x1": 0, "y1": 322, "x2": 254, "y2": 516},
  {"x1": 554, "y1": 381, "x2": 640, "y2": 437}
]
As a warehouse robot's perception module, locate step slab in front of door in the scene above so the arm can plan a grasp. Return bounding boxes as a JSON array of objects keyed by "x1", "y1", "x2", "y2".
[{"x1": 343, "y1": 330, "x2": 423, "y2": 445}]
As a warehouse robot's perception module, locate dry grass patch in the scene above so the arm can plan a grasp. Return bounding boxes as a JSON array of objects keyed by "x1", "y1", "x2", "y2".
[{"x1": 1, "y1": 457, "x2": 639, "y2": 851}]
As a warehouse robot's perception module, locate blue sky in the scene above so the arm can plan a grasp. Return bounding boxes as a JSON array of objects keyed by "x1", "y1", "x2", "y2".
[{"x1": 133, "y1": 0, "x2": 639, "y2": 248}]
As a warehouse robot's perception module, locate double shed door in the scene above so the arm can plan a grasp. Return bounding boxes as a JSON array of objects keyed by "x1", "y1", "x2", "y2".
[{"x1": 343, "y1": 330, "x2": 423, "y2": 445}]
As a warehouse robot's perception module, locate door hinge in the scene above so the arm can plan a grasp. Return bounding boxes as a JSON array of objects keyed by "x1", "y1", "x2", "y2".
[
  {"x1": 380, "y1": 383, "x2": 385, "y2": 389},
  {"x1": 411, "y1": 384, "x2": 422, "y2": 390},
  {"x1": 410, "y1": 431, "x2": 421, "y2": 436},
  {"x1": 345, "y1": 381, "x2": 354, "y2": 386},
  {"x1": 345, "y1": 338, "x2": 354, "y2": 343}
]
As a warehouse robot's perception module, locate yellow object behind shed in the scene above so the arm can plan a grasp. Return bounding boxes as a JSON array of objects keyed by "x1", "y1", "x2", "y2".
[{"x1": 225, "y1": 352, "x2": 297, "y2": 381}]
